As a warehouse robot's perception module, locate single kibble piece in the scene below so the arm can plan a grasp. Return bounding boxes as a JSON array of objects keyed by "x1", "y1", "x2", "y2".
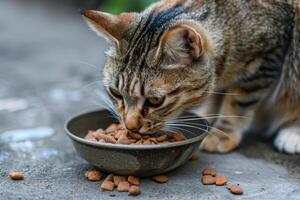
[
  {"x1": 114, "y1": 130, "x2": 127, "y2": 139},
  {"x1": 142, "y1": 135, "x2": 150, "y2": 139},
  {"x1": 202, "y1": 175, "x2": 216, "y2": 185},
  {"x1": 105, "y1": 123, "x2": 118, "y2": 133},
  {"x1": 227, "y1": 185, "x2": 244, "y2": 195},
  {"x1": 171, "y1": 132, "x2": 186, "y2": 141},
  {"x1": 215, "y1": 176, "x2": 228, "y2": 186},
  {"x1": 130, "y1": 139, "x2": 137, "y2": 143},
  {"x1": 143, "y1": 139, "x2": 152, "y2": 145},
  {"x1": 128, "y1": 132, "x2": 142, "y2": 140},
  {"x1": 9, "y1": 172, "x2": 24, "y2": 180},
  {"x1": 113, "y1": 175, "x2": 127, "y2": 186},
  {"x1": 85, "y1": 170, "x2": 102, "y2": 181},
  {"x1": 84, "y1": 131, "x2": 97, "y2": 141},
  {"x1": 116, "y1": 124, "x2": 124, "y2": 129},
  {"x1": 128, "y1": 185, "x2": 141, "y2": 196},
  {"x1": 128, "y1": 176, "x2": 140, "y2": 185},
  {"x1": 152, "y1": 175, "x2": 169, "y2": 183},
  {"x1": 149, "y1": 138, "x2": 158, "y2": 144},
  {"x1": 117, "y1": 181, "x2": 130, "y2": 192},
  {"x1": 135, "y1": 140, "x2": 143, "y2": 144},
  {"x1": 101, "y1": 180, "x2": 115, "y2": 191},
  {"x1": 156, "y1": 134, "x2": 168, "y2": 142},
  {"x1": 105, "y1": 173, "x2": 114, "y2": 182},
  {"x1": 95, "y1": 128, "x2": 106, "y2": 134},
  {"x1": 189, "y1": 154, "x2": 199, "y2": 161},
  {"x1": 116, "y1": 134, "x2": 131, "y2": 144},
  {"x1": 96, "y1": 133, "x2": 116, "y2": 144},
  {"x1": 99, "y1": 139, "x2": 106, "y2": 143},
  {"x1": 202, "y1": 168, "x2": 217, "y2": 176}
]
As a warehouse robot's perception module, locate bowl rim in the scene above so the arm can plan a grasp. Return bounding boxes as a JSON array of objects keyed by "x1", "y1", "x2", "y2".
[{"x1": 64, "y1": 109, "x2": 208, "y2": 150}]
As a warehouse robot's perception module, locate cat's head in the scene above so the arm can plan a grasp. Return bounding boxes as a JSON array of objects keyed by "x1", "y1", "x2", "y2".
[{"x1": 82, "y1": 8, "x2": 215, "y2": 134}]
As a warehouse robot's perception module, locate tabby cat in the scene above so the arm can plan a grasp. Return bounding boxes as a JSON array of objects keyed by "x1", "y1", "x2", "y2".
[{"x1": 82, "y1": 0, "x2": 300, "y2": 154}]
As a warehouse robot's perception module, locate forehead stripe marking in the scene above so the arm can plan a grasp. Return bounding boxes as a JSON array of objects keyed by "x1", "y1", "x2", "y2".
[
  {"x1": 129, "y1": 76, "x2": 137, "y2": 96},
  {"x1": 118, "y1": 74, "x2": 123, "y2": 90}
]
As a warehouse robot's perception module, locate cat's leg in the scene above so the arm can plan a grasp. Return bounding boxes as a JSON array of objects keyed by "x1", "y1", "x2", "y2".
[{"x1": 200, "y1": 87, "x2": 262, "y2": 153}]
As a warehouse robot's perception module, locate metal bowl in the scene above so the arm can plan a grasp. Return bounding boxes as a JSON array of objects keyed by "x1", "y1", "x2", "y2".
[{"x1": 65, "y1": 109, "x2": 208, "y2": 177}]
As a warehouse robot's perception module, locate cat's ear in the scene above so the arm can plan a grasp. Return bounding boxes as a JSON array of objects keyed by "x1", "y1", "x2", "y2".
[
  {"x1": 157, "y1": 21, "x2": 212, "y2": 67},
  {"x1": 81, "y1": 10, "x2": 135, "y2": 48}
]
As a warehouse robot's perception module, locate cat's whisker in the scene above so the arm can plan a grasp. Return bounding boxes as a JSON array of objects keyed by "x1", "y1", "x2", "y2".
[
  {"x1": 167, "y1": 121, "x2": 230, "y2": 139},
  {"x1": 79, "y1": 80, "x2": 105, "y2": 91},
  {"x1": 95, "y1": 90, "x2": 120, "y2": 121},
  {"x1": 72, "y1": 60, "x2": 104, "y2": 73},
  {"x1": 201, "y1": 91, "x2": 241, "y2": 96},
  {"x1": 173, "y1": 115, "x2": 248, "y2": 121},
  {"x1": 164, "y1": 125, "x2": 198, "y2": 136},
  {"x1": 165, "y1": 123, "x2": 209, "y2": 134}
]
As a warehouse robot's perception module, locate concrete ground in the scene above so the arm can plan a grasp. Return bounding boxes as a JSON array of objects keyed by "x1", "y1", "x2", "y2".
[{"x1": 0, "y1": 1, "x2": 299, "y2": 199}]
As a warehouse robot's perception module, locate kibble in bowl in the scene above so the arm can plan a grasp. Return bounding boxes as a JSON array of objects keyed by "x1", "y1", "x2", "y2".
[{"x1": 65, "y1": 109, "x2": 208, "y2": 176}]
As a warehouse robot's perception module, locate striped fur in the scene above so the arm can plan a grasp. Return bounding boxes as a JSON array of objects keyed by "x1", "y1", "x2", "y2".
[{"x1": 83, "y1": 0, "x2": 300, "y2": 154}]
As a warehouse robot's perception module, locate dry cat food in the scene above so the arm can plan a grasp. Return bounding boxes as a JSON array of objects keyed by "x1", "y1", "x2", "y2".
[
  {"x1": 84, "y1": 123, "x2": 186, "y2": 145},
  {"x1": 152, "y1": 175, "x2": 169, "y2": 183},
  {"x1": 215, "y1": 176, "x2": 228, "y2": 186},
  {"x1": 128, "y1": 185, "x2": 141, "y2": 196},
  {"x1": 117, "y1": 181, "x2": 130, "y2": 192},
  {"x1": 227, "y1": 185, "x2": 244, "y2": 195},
  {"x1": 202, "y1": 168, "x2": 217, "y2": 176},
  {"x1": 201, "y1": 175, "x2": 216, "y2": 185},
  {"x1": 201, "y1": 168, "x2": 244, "y2": 195},
  {"x1": 85, "y1": 170, "x2": 102, "y2": 181},
  {"x1": 189, "y1": 154, "x2": 199, "y2": 161},
  {"x1": 128, "y1": 175, "x2": 140, "y2": 185},
  {"x1": 84, "y1": 170, "x2": 171, "y2": 196},
  {"x1": 9, "y1": 172, "x2": 24, "y2": 180},
  {"x1": 88, "y1": 171, "x2": 142, "y2": 196}
]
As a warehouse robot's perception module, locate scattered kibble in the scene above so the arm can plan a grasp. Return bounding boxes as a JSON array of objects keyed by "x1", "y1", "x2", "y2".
[
  {"x1": 215, "y1": 176, "x2": 228, "y2": 186},
  {"x1": 128, "y1": 176, "x2": 140, "y2": 185},
  {"x1": 117, "y1": 181, "x2": 130, "y2": 192},
  {"x1": 105, "y1": 173, "x2": 114, "y2": 181},
  {"x1": 9, "y1": 172, "x2": 24, "y2": 180},
  {"x1": 128, "y1": 185, "x2": 141, "y2": 196},
  {"x1": 85, "y1": 170, "x2": 102, "y2": 181},
  {"x1": 152, "y1": 175, "x2": 169, "y2": 183},
  {"x1": 202, "y1": 175, "x2": 216, "y2": 185},
  {"x1": 101, "y1": 180, "x2": 115, "y2": 191},
  {"x1": 200, "y1": 168, "x2": 243, "y2": 196},
  {"x1": 113, "y1": 175, "x2": 127, "y2": 186},
  {"x1": 202, "y1": 168, "x2": 217, "y2": 177},
  {"x1": 227, "y1": 185, "x2": 244, "y2": 195}
]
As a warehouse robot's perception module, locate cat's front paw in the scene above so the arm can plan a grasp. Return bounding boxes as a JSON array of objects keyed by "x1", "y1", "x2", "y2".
[
  {"x1": 274, "y1": 127, "x2": 300, "y2": 154},
  {"x1": 200, "y1": 131, "x2": 240, "y2": 153}
]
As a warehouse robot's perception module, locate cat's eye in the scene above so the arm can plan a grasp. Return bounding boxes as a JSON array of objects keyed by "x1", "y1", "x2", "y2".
[
  {"x1": 108, "y1": 87, "x2": 123, "y2": 100},
  {"x1": 145, "y1": 96, "x2": 165, "y2": 108}
]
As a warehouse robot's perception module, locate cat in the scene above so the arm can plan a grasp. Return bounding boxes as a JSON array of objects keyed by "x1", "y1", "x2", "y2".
[{"x1": 82, "y1": 0, "x2": 300, "y2": 154}]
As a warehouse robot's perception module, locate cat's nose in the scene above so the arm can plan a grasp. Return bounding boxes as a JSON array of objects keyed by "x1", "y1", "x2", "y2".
[{"x1": 125, "y1": 116, "x2": 142, "y2": 132}]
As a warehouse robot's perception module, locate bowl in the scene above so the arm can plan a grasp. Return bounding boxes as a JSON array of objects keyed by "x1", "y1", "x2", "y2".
[{"x1": 65, "y1": 109, "x2": 208, "y2": 177}]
